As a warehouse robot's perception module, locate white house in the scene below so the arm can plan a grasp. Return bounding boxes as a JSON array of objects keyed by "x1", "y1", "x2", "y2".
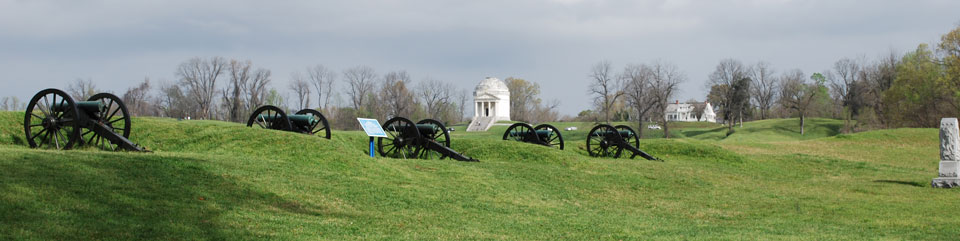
[
  {"x1": 467, "y1": 77, "x2": 510, "y2": 131},
  {"x1": 664, "y1": 101, "x2": 716, "y2": 123}
]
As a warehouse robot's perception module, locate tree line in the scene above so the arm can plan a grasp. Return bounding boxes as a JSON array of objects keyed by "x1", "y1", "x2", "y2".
[
  {"x1": 1, "y1": 57, "x2": 562, "y2": 130},
  {"x1": 32, "y1": 57, "x2": 512, "y2": 130},
  {"x1": 706, "y1": 25, "x2": 960, "y2": 133},
  {"x1": 585, "y1": 25, "x2": 960, "y2": 137}
]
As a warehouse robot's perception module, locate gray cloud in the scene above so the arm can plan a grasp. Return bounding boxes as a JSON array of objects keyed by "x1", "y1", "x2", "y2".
[{"x1": 1, "y1": 0, "x2": 957, "y2": 115}]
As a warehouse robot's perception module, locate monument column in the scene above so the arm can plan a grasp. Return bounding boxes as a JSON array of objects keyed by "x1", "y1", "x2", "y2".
[
  {"x1": 483, "y1": 102, "x2": 488, "y2": 116},
  {"x1": 933, "y1": 118, "x2": 960, "y2": 187}
]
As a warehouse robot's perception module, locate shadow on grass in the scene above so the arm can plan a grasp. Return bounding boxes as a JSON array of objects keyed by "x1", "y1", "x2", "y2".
[
  {"x1": 873, "y1": 180, "x2": 925, "y2": 187},
  {"x1": 681, "y1": 127, "x2": 727, "y2": 140},
  {"x1": 0, "y1": 151, "x2": 338, "y2": 240}
]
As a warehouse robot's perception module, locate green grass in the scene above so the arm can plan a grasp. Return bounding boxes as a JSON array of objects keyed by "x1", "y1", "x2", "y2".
[{"x1": 0, "y1": 111, "x2": 956, "y2": 240}]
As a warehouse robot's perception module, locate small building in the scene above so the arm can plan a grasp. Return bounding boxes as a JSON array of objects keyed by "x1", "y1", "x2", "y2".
[
  {"x1": 664, "y1": 100, "x2": 716, "y2": 123},
  {"x1": 467, "y1": 77, "x2": 510, "y2": 131}
]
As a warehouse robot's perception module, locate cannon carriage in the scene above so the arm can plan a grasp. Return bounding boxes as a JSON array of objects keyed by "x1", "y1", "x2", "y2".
[
  {"x1": 586, "y1": 124, "x2": 660, "y2": 161},
  {"x1": 23, "y1": 88, "x2": 146, "y2": 151},
  {"x1": 246, "y1": 105, "x2": 331, "y2": 139},
  {"x1": 377, "y1": 117, "x2": 478, "y2": 162},
  {"x1": 502, "y1": 122, "x2": 564, "y2": 150}
]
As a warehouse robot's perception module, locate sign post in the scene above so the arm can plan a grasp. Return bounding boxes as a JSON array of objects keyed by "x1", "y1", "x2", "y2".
[{"x1": 357, "y1": 118, "x2": 387, "y2": 158}]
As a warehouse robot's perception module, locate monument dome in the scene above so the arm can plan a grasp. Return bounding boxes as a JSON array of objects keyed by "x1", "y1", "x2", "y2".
[
  {"x1": 467, "y1": 77, "x2": 511, "y2": 131},
  {"x1": 475, "y1": 77, "x2": 510, "y2": 95}
]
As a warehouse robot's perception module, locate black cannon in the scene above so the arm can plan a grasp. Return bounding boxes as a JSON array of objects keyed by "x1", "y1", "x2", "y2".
[
  {"x1": 502, "y1": 122, "x2": 564, "y2": 150},
  {"x1": 23, "y1": 88, "x2": 146, "y2": 151},
  {"x1": 586, "y1": 124, "x2": 660, "y2": 161},
  {"x1": 377, "y1": 117, "x2": 478, "y2": 162},
  {"x1": 246, "y1": 105, "x2": 331, "y2": 139}
]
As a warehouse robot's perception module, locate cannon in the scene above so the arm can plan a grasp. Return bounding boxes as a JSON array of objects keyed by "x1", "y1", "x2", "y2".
[
  {"x1": 246, "y1": 105, "x2": 331, "y2": 139},
  {"x1": 502, "y1": 122, "x2": 564, "y2": 150},
  {"x1": 23, "y1": 88, "x2": 147, "y2": 151},
  {"x1": 586, "y1": 124, "x2": 660, "y2": 161},
  {"x1": 377, "y1": 117, "x2": 478, "y2": 162}
]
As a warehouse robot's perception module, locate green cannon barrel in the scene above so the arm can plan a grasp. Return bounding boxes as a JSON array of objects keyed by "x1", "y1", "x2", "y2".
[
  {"x1": 257, "y1": 114, "x2": 317, "y2": 125},
  {"x1": 288, "y1": 114, "x2": 316, "y2": 126},
  {"x1": 508, "y1": 130, "x2": 554, "y2": 138},
  {"x1": 416, "y1": 124, "x2": 437, "y2": 135},
  {"x1": 51, "y1": 101, "x2": 103, "y2": 113}
]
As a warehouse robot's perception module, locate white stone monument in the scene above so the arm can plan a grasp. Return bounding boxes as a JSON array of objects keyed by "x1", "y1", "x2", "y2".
[
  {"x1": 467, "y1": 77, "x2": 510, "y2": 132},
  {"x1": 932, "y1": 118, "x2": 960, "y2": 188}
]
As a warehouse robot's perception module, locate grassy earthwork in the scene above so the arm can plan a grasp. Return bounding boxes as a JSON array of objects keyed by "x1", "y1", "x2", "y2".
[{"x1": 0, "y1": 111, "x2": 955, "y2": 240}]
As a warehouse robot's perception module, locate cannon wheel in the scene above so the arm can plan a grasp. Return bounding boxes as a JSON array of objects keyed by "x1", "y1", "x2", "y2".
[
  {"x1": 82, "y1": 93, "x2": 131, "y2": 151},
  {"x1": 415, "y1": 119, "x2": 450, "y2": 160},
  {"x1": 586, "y1": 124, "x2": 621, "y2": 158},
  {"x1": 378, "y1": 117, "x2": 420, "y2": 159},
  {"x1": 534, "y1": 124, "x2": 564, "y2": 150},
  {"x1": 246, "y1": 105, "x2": 291, "y2": 131},
  {"x1": 613, "y1": 125, "x2": 639, "y2": 158},
  {"x1": 23, "y1": 88, "x2": 81, "y2": 150},
  {"x1": 502, "y1": 123, "x2": 537, "y2": 143},
  {"x1": 294, "y1": 109, "x2": 331, "y2": 139}
]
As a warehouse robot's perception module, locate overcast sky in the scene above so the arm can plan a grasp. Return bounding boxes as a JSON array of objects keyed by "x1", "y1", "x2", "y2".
[{"x1": 1, "y1": 0, "x2": 957, "y2": 115}]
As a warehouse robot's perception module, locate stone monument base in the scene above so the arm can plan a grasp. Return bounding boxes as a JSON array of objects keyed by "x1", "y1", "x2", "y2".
[{"x1": 932, "y1": 177, "x2": 960, "y2": 188}]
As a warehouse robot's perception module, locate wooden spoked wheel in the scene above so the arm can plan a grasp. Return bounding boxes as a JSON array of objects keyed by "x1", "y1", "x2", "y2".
[
  {"x1": 24, "y1": 88, "x2": 81, "y2": 150},
  {"x1": 534, "y1": 124, "x2": 564, "y2": 150},
  {"x1": 416, "y1": 119, "x2": 450, "y2": 160},
  {"x1": 246, "y1": 105, "x2": 291, "y2": 131},
  {"x1": 612, "y1": 125, "x2": 639, "y2": 158},
  {"x1": 502, "y1": 123, "x2": 537, "y2": 144},
  {"x1": 294, "y1": 109, "x2": 331, "y2": 139},
  {"x1": 378, "y1": 117, "x2": 420, "y2": 159},
  {"x1": 586, "y1": 124, "x2": 621, "y2": 158},
  {"x1": 82, "y1": 93, "x2": 131, "y2": 151}
]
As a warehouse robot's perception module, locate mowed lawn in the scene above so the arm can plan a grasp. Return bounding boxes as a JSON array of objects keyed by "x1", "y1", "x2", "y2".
[{"x1": 0, "y1": 111, "x2": 955, "y2": 240}]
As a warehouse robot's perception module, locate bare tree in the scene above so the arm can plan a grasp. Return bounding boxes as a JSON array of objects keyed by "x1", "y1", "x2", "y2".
[
  {"x1": 780, "y1": 70, "x2": 823, "y2": 135},
  {"x1": 831, "y1": 58, "x2": 865, "y2": 131},
  {"x1": 222, "y1": 59, "x2": 252, "y2": 122},
  {"x1": 158, "y1": 81, "x2": 194, "y2": 119},
  {"x1": 418, "y1": 78, "x2": 454, "y2": 120},
  {"x1": 176, "y1": 57, "x2": 226, "y2": 119},
  {"x1": 863, "y1": 51, "x2": 900, "y2": 128},
  {"x1": 588, "y1": 60, "x2": 624, "y2": 123},
  {"x1": 622, "y1": 63, "x2": 656, "y2": 138},
  {"x1": 750, "y1": 62, "x2": 778, "y2": 120},
  {"x1": 531, "y1": 99, "x2": 561, "y2": 123},
  {"x1": 379, "y1": 70, "x2": 416, "y2": 119},
  {"x1": 247, "y1": 68, "x2": 271, "y2": 111},
  {"x1": 707, "y1": 59, "x2": 748, "y2": 130},
  {"x1": 306, "y1": 64, "x2": 336, "y2": 110},
  {"x1": 649, "y1": 61, "x2": 685, "y2": 138},
  {"x1": 289, "y1": 72, "x2": 312, "y2": 110},
  {"x1": 342, "y1": 66, "x2": 377, "y2": 111},
  {"x1": 68, "y1": 78, "x2": 98, "y2": 100},
  {"x1": 122, "y1": 77, "x2": 152, "y2": 116},
  {"x1": 1, "y1": 96, "x2": 23, "y2": 111}
]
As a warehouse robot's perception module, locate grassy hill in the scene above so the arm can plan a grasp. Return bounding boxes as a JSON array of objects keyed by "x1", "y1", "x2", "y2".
[{"x1": 0, "y1": 112, "x2": 955, "y2": 240}]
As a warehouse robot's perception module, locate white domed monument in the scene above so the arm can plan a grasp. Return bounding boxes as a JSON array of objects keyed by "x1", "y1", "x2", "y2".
[{"x1": 467, "y1": 77, "x2": 510, "y2": 132}]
